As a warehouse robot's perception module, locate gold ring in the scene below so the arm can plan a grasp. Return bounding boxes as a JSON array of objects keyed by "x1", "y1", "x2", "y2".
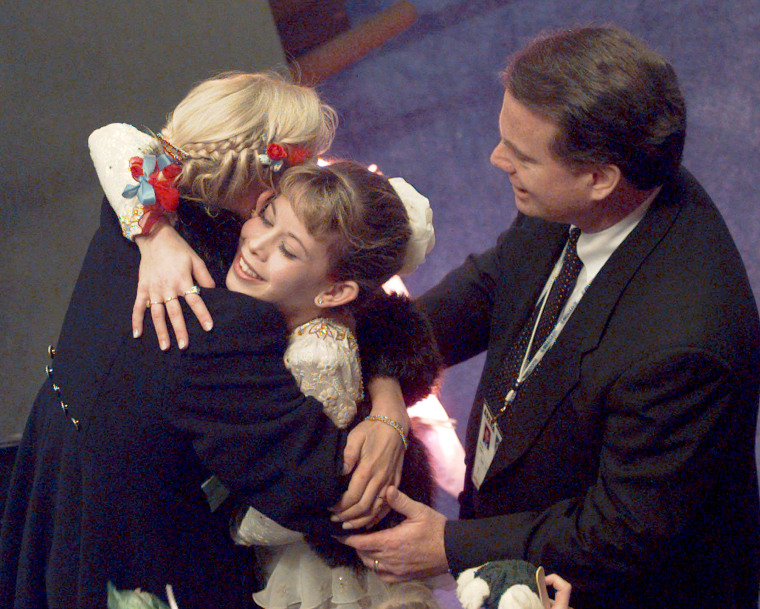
[
  {"x1": 373, "y1": 558, "x2": 380, "y2": 572},
  {"x1": 149, "y1": 300, "x2": 163, "y2": 307},
  {"x1": 164, "y1": 295, "x2": 179, "y2": 303},
  {"x1": 184, "y1": 285, "x2": 201, "y2": 296},
  {"x1": 146, "y1": 299, "x2": 152, "y2": 309}
]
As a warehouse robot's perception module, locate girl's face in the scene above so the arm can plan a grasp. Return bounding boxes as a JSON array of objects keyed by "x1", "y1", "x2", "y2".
[{"x1": 226, "y1": 191, "x2": 334, "y2": 328}]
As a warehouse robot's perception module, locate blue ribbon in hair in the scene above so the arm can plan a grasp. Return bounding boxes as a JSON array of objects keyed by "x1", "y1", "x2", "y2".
[{"x1": 122, "y1": 153, "x2": 176, "y2": 206}]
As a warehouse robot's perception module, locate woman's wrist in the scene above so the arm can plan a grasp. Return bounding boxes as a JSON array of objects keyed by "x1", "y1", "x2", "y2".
[
  {"x1": 366, "y1": 377, "x2": 410, "y2": 434},
  {"x1": 134, "y1": 217, "x2": 172, "y2": 253}
]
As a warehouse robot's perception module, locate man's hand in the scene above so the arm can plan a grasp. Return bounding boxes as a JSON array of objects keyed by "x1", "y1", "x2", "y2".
[{"x1": 341, "y1": 486, "x2": 449, "y2": 582}]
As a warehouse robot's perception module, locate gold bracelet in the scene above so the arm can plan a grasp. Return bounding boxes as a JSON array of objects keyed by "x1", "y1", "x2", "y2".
[{"x1": 364, "y1": 415, "x2": 409, "y2": 450}]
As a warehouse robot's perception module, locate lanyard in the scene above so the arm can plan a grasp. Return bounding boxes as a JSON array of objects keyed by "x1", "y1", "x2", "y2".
[{"x1": 498, "y1": 247, "x2": 589, "y2": 416}]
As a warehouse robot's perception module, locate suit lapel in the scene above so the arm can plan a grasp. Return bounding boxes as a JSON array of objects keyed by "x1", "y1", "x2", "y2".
[{"x1": 483, "y1": 183, "x2": 683, "y2": 482}]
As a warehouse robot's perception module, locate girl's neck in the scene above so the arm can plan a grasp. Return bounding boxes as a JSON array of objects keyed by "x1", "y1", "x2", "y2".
[{"x1": 286, "y1": 308, "x2": 355, "y2": 333}]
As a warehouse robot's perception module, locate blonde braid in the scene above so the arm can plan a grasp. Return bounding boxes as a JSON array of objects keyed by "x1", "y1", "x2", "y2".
[
  {"x1": 174, "y1": 137, "x2": 265, "y2": 209},
  {"x1": 160, "y1": 71, "x2": 336, "y2": 215}
]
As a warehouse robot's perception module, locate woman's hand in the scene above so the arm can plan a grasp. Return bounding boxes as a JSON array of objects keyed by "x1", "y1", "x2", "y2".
[
  {"x1": 332, "y1": 378, "x2": 410, "y2": 529},
  {"x1": 133, "y1": 221, "x2": 216, "y2": 350}
]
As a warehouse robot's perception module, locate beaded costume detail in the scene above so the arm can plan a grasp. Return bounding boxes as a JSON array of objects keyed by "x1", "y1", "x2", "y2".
[{"x1": 284, "y1": 318, "x2": 362, "y2": 429}]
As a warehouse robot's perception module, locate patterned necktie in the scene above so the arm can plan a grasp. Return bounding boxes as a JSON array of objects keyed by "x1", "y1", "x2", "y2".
[
  {"x1": 495, "y1": 227, "x2": 583, "y2": 412},
  {"x1": 527, "y1": 226, "x2": 583, "y2": 360}
]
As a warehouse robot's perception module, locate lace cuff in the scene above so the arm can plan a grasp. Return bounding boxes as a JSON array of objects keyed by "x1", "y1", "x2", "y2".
[
  {"x1": 284, "y1": 319, "x2": 363, "y2": 429},
  {"x1": 232, "y1": 506, "x2": 304, "y2": 547},
  {"x1": 88, "y1": 123, "x2": 175, "y2": 240}
]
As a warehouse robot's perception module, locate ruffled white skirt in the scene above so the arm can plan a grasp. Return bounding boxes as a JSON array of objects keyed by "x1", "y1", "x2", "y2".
[{"x1": 253, "y1": 542, "x2": 440, "y2": 609}]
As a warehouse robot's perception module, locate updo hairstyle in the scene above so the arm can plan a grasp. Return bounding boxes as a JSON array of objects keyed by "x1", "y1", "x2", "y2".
[{"x1": 161, "y1": 71, "x2": 337, "y2": 211}]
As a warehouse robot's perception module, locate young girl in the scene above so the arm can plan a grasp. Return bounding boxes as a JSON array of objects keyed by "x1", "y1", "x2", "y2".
[{"x1": 225, "y1": 161, "x2": 440, "y2": 609}]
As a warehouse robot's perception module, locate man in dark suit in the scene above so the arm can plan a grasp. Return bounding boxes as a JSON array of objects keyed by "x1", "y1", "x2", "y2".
[{"x1": 343, "y1": 26, "x2": 760, "y2": 609}]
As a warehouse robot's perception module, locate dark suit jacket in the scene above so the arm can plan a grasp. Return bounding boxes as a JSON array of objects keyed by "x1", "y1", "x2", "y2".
[
  {"x1": 419, "y1": 168, "x2": 760, "y2": 609},
  {"x1": 0, "y1": 201, "x2": 349, "y2": 609}
]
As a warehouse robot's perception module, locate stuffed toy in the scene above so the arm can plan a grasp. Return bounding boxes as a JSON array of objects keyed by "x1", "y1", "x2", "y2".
[
  {"x1": 107, "y1": 581, "x2": 177, "y2": 609},
  {"x1": 456, "y1": 559, "x2": 551, "y2": 609}
]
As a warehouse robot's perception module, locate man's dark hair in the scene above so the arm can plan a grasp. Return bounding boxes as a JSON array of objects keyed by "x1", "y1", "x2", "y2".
[{"x1": 502, "y1": 26, "x2": 686, "y2": 189}]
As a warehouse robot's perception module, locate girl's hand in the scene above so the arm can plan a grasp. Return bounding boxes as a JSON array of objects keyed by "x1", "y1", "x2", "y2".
[
  {"x1": 332, "y1": 378, "x2": 410, "y2": 529},
  {"x1": 133, "y1": 221, "x2": 215, "y2": 350}
]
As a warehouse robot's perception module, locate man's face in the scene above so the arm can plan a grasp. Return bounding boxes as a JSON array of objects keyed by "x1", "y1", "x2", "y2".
[{"x1": 490, "y1": 90, "x2": 601, "y2": 230}]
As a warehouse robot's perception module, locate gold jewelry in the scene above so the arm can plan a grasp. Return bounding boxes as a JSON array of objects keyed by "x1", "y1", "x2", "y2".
[
  {"x1": 149, "y1": 300, "x2": 163, "y2": 307},
  {"x1": 373, "y1": 559, "x2": 380, "y2": 572},
  {"x1": 164, "y1": 295, "x2": 179, "y2": 303},
  {"x1": 184, "y1": 285, "x2": 201, "y2": 296},
  {"x1": 364, "y1": 415, "x2": 409, "y2": 450},
  {"x1": 156, "y1": 132, "x2": 190, "y2": 163},
  {"x1": 316, "y1": 296, "x2": 324, "y2": 306}
]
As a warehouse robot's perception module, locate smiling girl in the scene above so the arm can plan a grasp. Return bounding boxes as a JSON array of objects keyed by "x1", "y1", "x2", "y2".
[{"x1": 226, "y1": 161, "x2": 440, "y2": 609}]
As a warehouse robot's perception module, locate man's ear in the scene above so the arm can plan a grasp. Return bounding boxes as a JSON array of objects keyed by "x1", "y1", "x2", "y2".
[
  {"x1": 588, "y1": 164, "x2": 621, "y2": 201},
  {"x1": 315, "y1": 281, "x2": 360, "y2": 308}
]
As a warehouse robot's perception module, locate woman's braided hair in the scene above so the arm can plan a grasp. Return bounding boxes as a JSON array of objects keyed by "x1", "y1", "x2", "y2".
[{"x1": 161, "y1": 71, "x2": 337, "y2": 212}]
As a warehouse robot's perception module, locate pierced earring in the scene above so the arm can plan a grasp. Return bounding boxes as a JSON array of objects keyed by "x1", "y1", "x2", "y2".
[{"x1": 316, "y1": 297, "x2": 324, "y2": 306}]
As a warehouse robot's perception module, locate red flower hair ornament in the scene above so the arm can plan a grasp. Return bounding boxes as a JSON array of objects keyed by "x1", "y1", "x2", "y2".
[{"x1": 258, "y1": 142, "x2": 313, "y2": 172}]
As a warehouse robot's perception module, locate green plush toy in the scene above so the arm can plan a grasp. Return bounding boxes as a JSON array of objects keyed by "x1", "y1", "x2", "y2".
[
  {"x1": 107, "y1": 582, "x2": 176, "y2": 609},
  {"x1": 456, "y1": 559, "x2": 550, "y2": 609}
]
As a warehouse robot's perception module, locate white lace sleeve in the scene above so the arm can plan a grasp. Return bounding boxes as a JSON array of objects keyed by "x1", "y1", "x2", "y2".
[
  {"x1": 88, "y1": 123, "x2": 155, "y2": 240},
  {"x1": 232, "y1": 506, "x2": 304, "y2": 547},
  {"x1": 284, "y1": 319, "x2": 363, "y2": 429}
]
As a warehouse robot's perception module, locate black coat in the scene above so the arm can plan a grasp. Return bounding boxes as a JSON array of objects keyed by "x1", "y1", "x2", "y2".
[
  {"x1": 420, "y1": 168, "x2": 760, "y2": 609},
  {"x1": 0, "y1": 200, "x2": 440, "y2": 609}
]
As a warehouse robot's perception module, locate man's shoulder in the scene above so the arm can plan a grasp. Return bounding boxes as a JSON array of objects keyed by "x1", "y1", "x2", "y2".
[
  {"x1": 660, "y1": 166, "x2": 712, "y2": 208},
  {"x1": 658, "y1": 167, "x2": 738, "y2": 249}
]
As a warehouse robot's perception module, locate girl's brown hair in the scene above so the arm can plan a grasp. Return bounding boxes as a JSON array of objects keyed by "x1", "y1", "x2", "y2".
[{"x1": 278, "y1": 161, "x2": 411, "y2": 305}]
